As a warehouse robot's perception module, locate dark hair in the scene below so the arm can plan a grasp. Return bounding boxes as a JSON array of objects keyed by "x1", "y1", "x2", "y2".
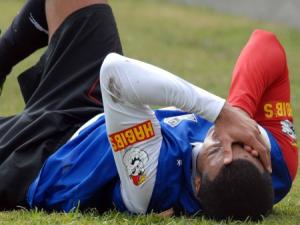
[{"x1": 198, "y1": 159, "x2": 274, "y2": 221}]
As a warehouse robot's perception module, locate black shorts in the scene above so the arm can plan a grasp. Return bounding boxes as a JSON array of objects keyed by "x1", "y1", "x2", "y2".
[{"x1": 0, "y1": 4, "x2": 122, "y2": 209}]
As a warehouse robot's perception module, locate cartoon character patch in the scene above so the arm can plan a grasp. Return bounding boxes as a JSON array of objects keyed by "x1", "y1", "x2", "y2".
[
  {"x1": 281, "y1": 120, "x2": 297, "y2": 145},
  {"x1": 123, "y1": 148, "x2": 149, "y2": 186}
]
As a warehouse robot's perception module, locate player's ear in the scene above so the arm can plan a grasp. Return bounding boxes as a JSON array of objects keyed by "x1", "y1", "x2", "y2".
[{"x1": 194, "y1": 175, "x2": 201, "y2": 194}]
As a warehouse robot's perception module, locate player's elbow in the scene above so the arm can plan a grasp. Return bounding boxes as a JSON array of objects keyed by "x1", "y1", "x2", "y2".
[
  {"x1": 100, "y1": 53, "x2": 123, "y2": 77},
  {"x1": 100, "y1": 53, "x2": 125, "y2": 88}
]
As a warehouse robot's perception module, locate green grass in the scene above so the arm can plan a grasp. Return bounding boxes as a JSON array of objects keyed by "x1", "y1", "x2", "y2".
[{"x1": 0, "y1": 0, "x2": 299, "y2": 224}]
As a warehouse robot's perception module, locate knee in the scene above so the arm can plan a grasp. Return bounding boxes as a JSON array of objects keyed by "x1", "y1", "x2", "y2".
[
  {"x1": 251, "y1": 29, "x2": 287, "y2": 76},
  {"x1": 252, "y1": 29, "x2": 284, "y2": 52}
]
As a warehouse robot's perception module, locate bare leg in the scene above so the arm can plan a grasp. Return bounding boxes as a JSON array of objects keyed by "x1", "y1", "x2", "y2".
[{"x1": 46, "y1": 0, "x2": 107, "y2": 40}]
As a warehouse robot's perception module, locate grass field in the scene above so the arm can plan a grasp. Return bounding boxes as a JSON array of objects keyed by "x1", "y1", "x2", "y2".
[{"x1": 0, "y1": 0, "x2": 299, "y2": 224}]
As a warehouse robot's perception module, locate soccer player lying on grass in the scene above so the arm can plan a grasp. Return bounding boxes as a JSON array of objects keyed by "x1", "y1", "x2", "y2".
[
  {"x1": 28, "y1": 30, "x2": 298, "y2": 221},
  {"x1": 0, "y1": 0, "x2": 122, "y2": 209},
  {"x1": 0, "y1": 0, "x2": 266, "y2": 212}
]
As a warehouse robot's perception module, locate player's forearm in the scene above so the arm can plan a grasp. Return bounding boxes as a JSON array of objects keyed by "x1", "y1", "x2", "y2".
[{"x1": 100, "y1": 53, "x2": 225, "y2": 122}]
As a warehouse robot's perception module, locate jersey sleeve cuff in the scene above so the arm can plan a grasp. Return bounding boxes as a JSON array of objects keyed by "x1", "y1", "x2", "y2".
[{"x1": 206, "y1": 97, "x2": 226, "y2": 122}]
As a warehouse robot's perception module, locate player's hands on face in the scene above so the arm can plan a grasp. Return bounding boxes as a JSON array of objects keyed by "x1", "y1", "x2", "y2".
[
  {"x1": 214, "y1": 102, "x2": 272, "y2": 173},
  {"x1": 244, "y1": 145, "x2": 259, "y2": 157}
]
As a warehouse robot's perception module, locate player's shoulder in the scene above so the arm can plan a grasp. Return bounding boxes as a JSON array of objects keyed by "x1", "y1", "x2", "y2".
[{"x1": 69, "y1": 113, "x2": 104, "y2": 140}]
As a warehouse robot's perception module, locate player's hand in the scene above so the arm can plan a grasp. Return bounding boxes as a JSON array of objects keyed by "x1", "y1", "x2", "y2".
[
  {"x1": 244, "y1": 145, "x2": 259, "y2": 157},
  {"x1": 214, "y1": 102, "x2": 271, "y2": 173},
  {"x1": 157, "y1": 208, "x2": 174, "y2": 218}
]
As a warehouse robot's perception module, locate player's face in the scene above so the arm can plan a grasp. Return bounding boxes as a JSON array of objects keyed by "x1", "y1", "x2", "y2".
[{"x1": 196, "y1": 128, "x2": 265, "y2": 181}]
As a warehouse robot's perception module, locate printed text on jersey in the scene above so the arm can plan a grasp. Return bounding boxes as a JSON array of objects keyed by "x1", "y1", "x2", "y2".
[{"x1": 109, "y1": 120, "x2": 155, "y2": 152}]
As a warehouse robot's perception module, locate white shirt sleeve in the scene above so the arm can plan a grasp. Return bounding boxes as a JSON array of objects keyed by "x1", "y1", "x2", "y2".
[
  {"x1": 101, "y1": 53, "x2": 225, "y2": 126},
  {"x1": 100, "y1": 53, "x2": 225, "y2": 214}
]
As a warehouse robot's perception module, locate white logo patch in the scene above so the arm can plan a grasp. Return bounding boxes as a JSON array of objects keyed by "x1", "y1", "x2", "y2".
[
  {"x1": 177, "y1": 159, "x2": 182, "y2": 167},
  {"x1": 281, "y1": 119, "x2": 297, "y2": 140},
  {"x1": 123, "y1": 148, "x2": 149, "y2": 186},
  {"x1": 164, "y1": 114, "x2": 197, "y2": 127}
]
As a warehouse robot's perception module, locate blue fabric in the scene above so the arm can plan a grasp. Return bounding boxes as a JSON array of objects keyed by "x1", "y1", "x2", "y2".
[
  {"x1": 265, "y1": 129, "x2": 292, "y2": 203},
  {"x1": 147, "y1": 110, "x2": 212, "y2": 214},
  {"x1": 27, "y1": 116, "x2": 118, "y2": 212},
  {"x1": 27, "y1": 110, "x2": 292, "y2": 213}
]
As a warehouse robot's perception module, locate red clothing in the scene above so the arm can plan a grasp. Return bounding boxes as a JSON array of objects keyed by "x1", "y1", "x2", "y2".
[{"x1": 228, "y1": 29, "x2": 298, "y2": 180}]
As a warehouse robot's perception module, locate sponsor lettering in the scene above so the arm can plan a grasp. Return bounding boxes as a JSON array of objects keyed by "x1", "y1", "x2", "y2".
[
  {"x1": 264, "y1": 102, "x2": 292, "y2": 118},
  {"x1": 109, "y1": 120, "x2": 155, "y2": 152}
]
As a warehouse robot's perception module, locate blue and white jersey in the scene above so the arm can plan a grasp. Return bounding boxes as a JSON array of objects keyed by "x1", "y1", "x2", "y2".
[
  {"x1": 111, "y1": 109, "x2": 213, "y2": 215},
  {"x1": 147, "y1": 110, "x2": 212, "y2": 214},
  {"x1": 27, "y1": 109, "x2": 211, "y2": 213},
  {"x1": 27, "y1": 110, "x2": 291, "y2": 213}
]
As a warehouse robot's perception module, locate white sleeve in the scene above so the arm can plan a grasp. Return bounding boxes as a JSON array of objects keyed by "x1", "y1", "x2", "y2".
[
  {"x1": 100, "y1": 53, "x2": 225, "y2": 214},
  {"x1": 101, "y1": 53, "x2": 225, "y2": 125}
]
